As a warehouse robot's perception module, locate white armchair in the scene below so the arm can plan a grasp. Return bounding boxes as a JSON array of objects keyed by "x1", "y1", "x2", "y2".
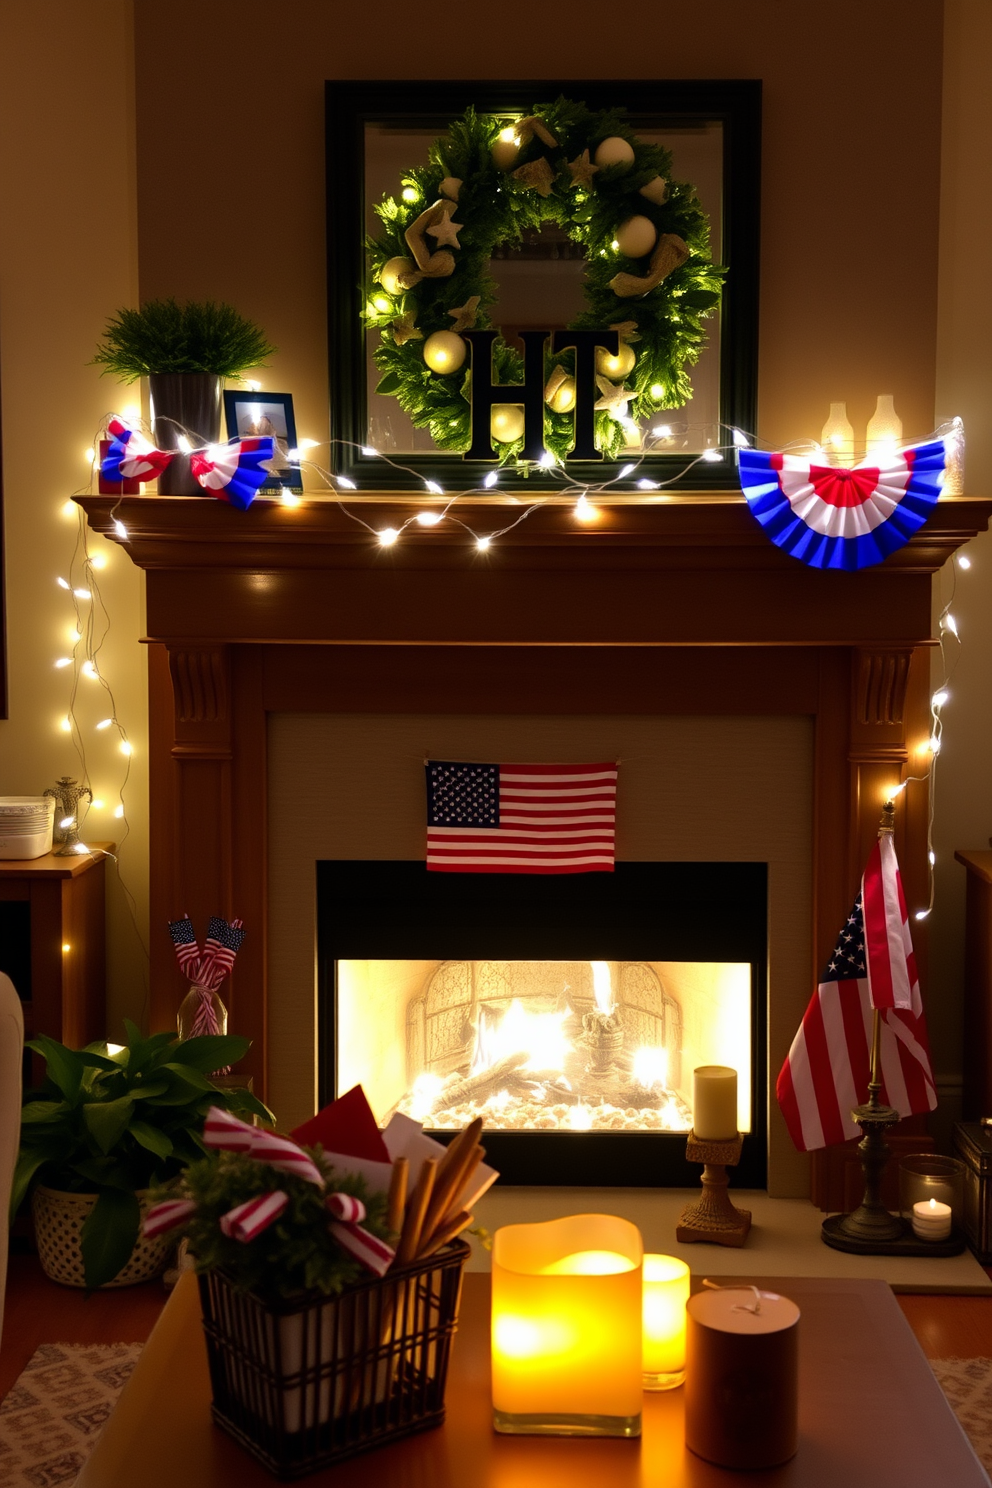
[{"x1": 0, "y1": 973, "x2": 24, "y2": 1348}]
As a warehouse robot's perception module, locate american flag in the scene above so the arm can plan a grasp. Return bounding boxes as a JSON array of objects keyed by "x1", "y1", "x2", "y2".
[
  {"x1": 425, "y1": 760, "x2": 617, "y2": 874},
  {"x1": 776, "y1": 835, "x2": 937, "y2": 1152},
  {"x1": 199, "y1": 916, "x2": 246, "y2": 989},
  {"x1": 168, "y1": 915, "x2": 202, "y2": 980}
]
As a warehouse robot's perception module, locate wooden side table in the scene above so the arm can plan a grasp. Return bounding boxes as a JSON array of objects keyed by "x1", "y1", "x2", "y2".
[
  {"x1": 0, "y1": 843, "x2": 114, "y2": 1053},
  {"x1": 955, "y1": 849, "x2": 992, "y2": 1120}
]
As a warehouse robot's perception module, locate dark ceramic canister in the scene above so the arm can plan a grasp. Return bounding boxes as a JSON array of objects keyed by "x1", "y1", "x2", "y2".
[
  {"x1": 148, "y1": 373, "x2": 223, "y2": 495},
  {"x1": 684, "y1": 1286, "x2": 800, "y2": 1469}
]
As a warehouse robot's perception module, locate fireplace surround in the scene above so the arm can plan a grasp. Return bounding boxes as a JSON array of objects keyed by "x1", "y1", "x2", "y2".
[{"x1": 77, "y1": 489, "x2": 992, "y2": 1198}]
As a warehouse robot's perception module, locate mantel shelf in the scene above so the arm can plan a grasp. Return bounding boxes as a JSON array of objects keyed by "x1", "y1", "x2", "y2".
[{"x1": 76, "y1": 494, "x2": 992, "y2": 577}]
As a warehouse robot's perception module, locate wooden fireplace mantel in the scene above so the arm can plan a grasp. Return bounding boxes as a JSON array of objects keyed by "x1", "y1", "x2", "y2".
[{"x1": 77, "y1": 492, "x2": 992, "y2": 1120}]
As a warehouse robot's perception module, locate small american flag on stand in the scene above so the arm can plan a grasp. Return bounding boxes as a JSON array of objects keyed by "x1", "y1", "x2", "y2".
[
  {"x1": 425, "y1": 760, "x2": 618, "y2": 874},
  {"x1": 199, "y1": 916, "x2": 246, "y2": 989},
  {"x1": 776, "y1": 832, "x2": 937, "y2": 1152}
]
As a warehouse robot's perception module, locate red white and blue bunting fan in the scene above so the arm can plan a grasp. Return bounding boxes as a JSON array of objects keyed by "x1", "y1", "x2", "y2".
[
  {"x1": 100, "y1": 418, "x2": 275, "y2": 511},
  {"x1": 737, "y1": 438, "x2": 947, "y2": 571}
]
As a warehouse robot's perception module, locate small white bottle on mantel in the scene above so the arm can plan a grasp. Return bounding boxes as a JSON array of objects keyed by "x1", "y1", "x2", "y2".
[
  {"x1": 820, "y1": 402, "x2": 854, "y2": 466},
  {"x1": 865, "y1": 394, "x2": 903, "y2": 462}
]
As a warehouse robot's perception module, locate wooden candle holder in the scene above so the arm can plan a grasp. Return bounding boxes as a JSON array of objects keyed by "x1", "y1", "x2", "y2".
[{"x1": 676, "y1": 1131, "x2": 752, "y2": 1247}]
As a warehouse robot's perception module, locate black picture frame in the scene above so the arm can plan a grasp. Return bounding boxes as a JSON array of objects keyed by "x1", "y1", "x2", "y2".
[
  {"x1": 223, "y1": 389, "x2": 303, "y2": 494},
  {"x1": 325, "y1": 78, "x2": 761, "y2": 492}
]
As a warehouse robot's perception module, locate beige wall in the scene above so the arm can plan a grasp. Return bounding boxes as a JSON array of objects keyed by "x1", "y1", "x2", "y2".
[
  {"x1": 928, "y1": 0, "x2": 992, "y2": 1131},
  {"x1": 0, "y1": 1, "x2": 150, "y2": 1036}
]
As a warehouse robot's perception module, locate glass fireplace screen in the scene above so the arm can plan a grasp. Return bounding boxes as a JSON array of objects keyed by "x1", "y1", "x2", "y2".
[{"x1": 336, "y1": 959, "x2": 751, "y2": 1137}]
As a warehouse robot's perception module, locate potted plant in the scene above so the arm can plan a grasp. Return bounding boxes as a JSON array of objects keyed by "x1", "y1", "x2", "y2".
[
  {"x1": 91, "y1": 298, "x2": 276, "y2": 494},
  {"x1": 12, "y1": 1022, "x2": 272, "y2": 1289}
]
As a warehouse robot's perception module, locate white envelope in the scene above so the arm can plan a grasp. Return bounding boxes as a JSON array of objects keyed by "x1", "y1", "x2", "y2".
[
  {"x1": 319, "y1": 1150, "x2": 395, "y2": 1198},
  {"x1": 382, "y1": 1112, "x2": 498, "y2": 1210}
]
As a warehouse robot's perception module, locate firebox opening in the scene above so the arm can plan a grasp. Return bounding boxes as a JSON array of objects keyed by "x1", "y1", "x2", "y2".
[{"x1": 317, "y1": 862, "x2": 767, "y2": 1188}]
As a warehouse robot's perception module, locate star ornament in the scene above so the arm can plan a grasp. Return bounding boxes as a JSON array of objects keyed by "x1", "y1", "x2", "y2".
[
  {"x1": 447, "y1": 295, "x2": 481, "y2": 332},
  {"x1": 392, "y1": 312, "x2": 423, "y2": 345},
  {"x1": 594, "y1": 374, "x2": 631, "y2": 418},
  {"x1": 427, "y1": 212, "x2": 464, "y2": 248},
  {"x1": 568, "y1": 149, "x2": 599, "y2": 189}
]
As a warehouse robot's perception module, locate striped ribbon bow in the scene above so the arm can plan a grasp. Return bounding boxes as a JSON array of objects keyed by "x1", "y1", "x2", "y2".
[
  {"x1": 325, "y1": 1192, "x2": 395, "y2": 1277},
  {"x1": 202, "y1": 1105, "x2": 325, "y2": 1187}
]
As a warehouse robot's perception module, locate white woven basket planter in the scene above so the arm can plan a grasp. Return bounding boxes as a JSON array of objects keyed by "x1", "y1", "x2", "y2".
[{"x1": 32, "y1": 1185, "x2": 171, "y2": 1288}]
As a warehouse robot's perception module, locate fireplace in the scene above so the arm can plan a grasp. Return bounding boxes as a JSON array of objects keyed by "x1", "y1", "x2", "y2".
[
  {"x1": 75, "y1": 490, "x2": 992, "y2": 1200},
  {"x1": 317, "y1": 861, "x2": 767, "y2": 1185}
]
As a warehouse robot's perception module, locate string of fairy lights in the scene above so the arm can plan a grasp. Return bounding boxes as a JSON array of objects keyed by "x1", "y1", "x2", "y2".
[{"x1": 67, "y1": 401, "x2": 973, "y2": 926}]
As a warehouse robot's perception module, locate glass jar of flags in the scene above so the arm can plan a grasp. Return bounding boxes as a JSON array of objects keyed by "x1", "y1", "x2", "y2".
[{"x1": 178, "y1": 982, "x2": 229, "y2": 1041}]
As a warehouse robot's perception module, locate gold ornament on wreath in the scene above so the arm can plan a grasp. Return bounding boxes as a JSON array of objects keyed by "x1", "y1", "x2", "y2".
[{"x1": 364, "y1": 96, "x2": 724, "y2": 465}]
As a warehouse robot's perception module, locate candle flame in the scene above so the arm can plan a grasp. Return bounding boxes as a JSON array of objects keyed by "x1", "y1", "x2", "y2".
[{"x1": 541, "y1": 1249, "x2": 634, "y2": 1276}]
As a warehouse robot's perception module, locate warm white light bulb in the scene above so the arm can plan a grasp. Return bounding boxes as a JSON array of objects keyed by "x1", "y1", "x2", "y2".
[
  {"x1": 60, "y1": 718, "x2": 72, "y2": 733},
  {"x1": 649, "y1": 383, "x2": 665, "y2": 400},
  {"x1": 484, "y1": 471, "x2": 499, "y2": 488},
  {"x1": 499, "y1": 126, "x2": 517, "y2": 143},
  {"x1": 637, "y1": 478, "x2": 660, "y2": 490},
  {"x1": 476, "y1": 535, "x2": 492, "y2": 551},
  {"x1": 114, "y1": 804, "x2": 125, "y2": 819},
  {"x1": 280, "y1": 493, "x2": 301, "y2": 508},
  {"x1": 416, "y1": 511, "x2": 442, "y2": 526},
  {"x1": 74, "y1": 842, "x2": 89, "y2": 854},
  {"x1": 89, "y1": 553, "x2": 106, "y2": 569},
  {"x1": 887, "y1": 781, "x2": 907, "y2": 797},
  {"x1": 73, "y1": 587, "x2": 91, "y2": 600},
  {"x1": 915, "y1": 908, "x2": 930, "y2": 921},
  {"x1": 177, "y1": 434, "x2": 192, "y2": 453},
  {"x1": 928, "y1": 734, "x2": 941, "y2": 754},
  {"x1": 574, "y1": 496, "x2": 598, "y2": 523},
  {"x1": 538, "y1": 451, "x2": 555, "y2": 468},
  {"x1": 958, "y1": 554, "x2": 972, "y2": 570},
  {"x1": 57, "y1": 576, "x2": 70, "y2": 590},
  {"x1": 932, "y1": 689, "x2": 949, "y2": 707},
  {"x1": 652, "y1": 424, "x2": 672, "y2": 438},
  {"x1": 96, "y1": 718, "x2": 113, "y2": 729},
  {"x1": 944, "y1": 612, "x2": 959, "y2": 636},
  {"x1": 59, "y1": 816, "x2": 75, "y2": 829},
  {"x1": 54, "y1": 657, "x2": 72, "y2": 669},
  {"x1": 361, "y1": 445, "x2": 379, "y2": 457},
  {"x1": 337, "y1": 476, "x2": 357, "y2": 490},
  {"x1": 113, "y1": 520, "x2": 129, "y2": 539},
  {"x1": 91, "y1": 799, "x2": 104, "y2": 810},
  {"x1": 299, "y1": 438, "x2": 319, "y2": 449},
  {"x1": 402, "y1": 186, "x2": 418, "y2": 202},
  {"x1": 377, "y1": 527, "x2": 399, "y2": 546},
  {"x1": 84, "y1": 447, "x2": 95, "y2": 464},
  {"x1": 63, "y1": 500, "x2": 77, "y2": 519},
  {"x1": 619, "y1": 462, "x2": 636, "y2": 478},
  {"x1": 732, "y1": 429, "x2": 750, "y2": 448},
  {"x1": 702, "y1": 448, "x2": 723, "y2": 463},
  {"x1": 929, "y1": 850, "x2": 936, "y2": 865},
  {"x1": 120, "y1": 740, "x2": 132, "y2": 756},
  {"x1": 82, "y1": 661, "x2": 98, "y2": 679},
  {"x1": 425, "y1": 480, "x2": 444, "y2": 495}
]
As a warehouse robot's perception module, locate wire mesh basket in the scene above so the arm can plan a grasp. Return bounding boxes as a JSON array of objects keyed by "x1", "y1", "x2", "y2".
[{"x1": 197, "y1": 1238, "x2": 470, "y2": 1478}]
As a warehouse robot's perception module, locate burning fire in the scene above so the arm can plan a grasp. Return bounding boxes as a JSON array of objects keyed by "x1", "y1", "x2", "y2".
[
  {"x1": 590, "y1": 960, "x2": 614, "y2": 1014},
  {"x1": 471, "y1": 998, "x2": 574, "y2": 1075}
]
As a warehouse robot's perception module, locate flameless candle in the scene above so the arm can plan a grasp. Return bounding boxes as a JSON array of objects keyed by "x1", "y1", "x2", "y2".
[
  {"x1": 692, "y1": 1065, "x2": 738, "y2": 1140},
  {"x1": 642, "y1": 1254, "x2": 689, "y2": 1390},
  {"x1": 491, "y1": 1213, "x2": 643, "y2": 1437},
  {"x1": 912, "y1": 1198, "x2": 952, "y2": 1241}
]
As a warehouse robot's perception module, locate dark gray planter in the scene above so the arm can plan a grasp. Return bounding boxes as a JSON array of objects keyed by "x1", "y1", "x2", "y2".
[{"x1": 148, "y1": 373, "x2": 223, "y2": 495}]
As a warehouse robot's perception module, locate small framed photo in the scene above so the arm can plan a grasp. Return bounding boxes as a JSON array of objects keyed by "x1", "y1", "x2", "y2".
[{"x1": 223, "y1": 390, "x2": 304, "y2": 494}]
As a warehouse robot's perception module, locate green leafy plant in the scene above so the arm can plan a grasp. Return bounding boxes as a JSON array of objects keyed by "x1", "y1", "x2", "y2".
[
  {"x1": 14, "y1": 1022, "x2": 273, "y2": 1289},
  {"x1": 162, "y1": 1149, "x2": 391, "y2": 1304},
  {"x1": 91, "y1": 298, "x2": 277, "y2": 382}
]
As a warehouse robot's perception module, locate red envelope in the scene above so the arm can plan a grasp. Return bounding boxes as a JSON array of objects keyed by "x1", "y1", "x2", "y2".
[{"x1": 291, "y1": 1084, "x2": 391, "y2": 1162}]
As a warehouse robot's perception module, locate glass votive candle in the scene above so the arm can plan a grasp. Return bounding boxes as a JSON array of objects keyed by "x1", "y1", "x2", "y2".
[
  {"x1": 491, "y1": 1213, "x2": 643, "y2": 1438},
  {"x1": 642, "y1": 1254, "x2": 690, "y2": 1390},
  {"x1": 899, "y1": 1154, "x2": 965, "y2": 1227}
]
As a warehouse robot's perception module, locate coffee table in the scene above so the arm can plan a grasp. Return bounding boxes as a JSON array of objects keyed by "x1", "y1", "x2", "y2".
[{"x1": 77, "y1": 1272, "x2": 988, "y2": 1487}]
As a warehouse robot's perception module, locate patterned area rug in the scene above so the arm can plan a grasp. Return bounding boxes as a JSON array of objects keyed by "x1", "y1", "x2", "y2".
[
  {"x1": 931, "y1": 1358, "x2": 992, "y2": 1476},
  {"x1": 0, "y1": 1343, "x2": 143, "y2": 1487}
]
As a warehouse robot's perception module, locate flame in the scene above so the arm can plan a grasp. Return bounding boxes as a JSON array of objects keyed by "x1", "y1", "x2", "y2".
[
  {"x1": 408, "y1": 1072, "x2": 444, "y2": 1120},
  {"x1": 632, "y1": 1045, "x2": 668, "y2": 1089},
  {"x1": 471, "y1": 998, "x2": 573, "y2": 1075},
  {"x1": 590, "y1": 960, "x2": 614, "y2": 1014}
]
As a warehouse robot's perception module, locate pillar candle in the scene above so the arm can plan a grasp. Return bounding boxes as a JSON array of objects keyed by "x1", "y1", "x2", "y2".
[
  {"x1": 692, "y1": 1066, "x2": 738, "y2": 1140},
  {"x1": 491, "y1": 1213, "x2": 643, "y2": 1437},
  {"x1": 642, "y1": 1254, "x2": 690, "y2": 1389},
  {"x1": 684, "y1": 1286, "x2": 800, "y2": 1469}
]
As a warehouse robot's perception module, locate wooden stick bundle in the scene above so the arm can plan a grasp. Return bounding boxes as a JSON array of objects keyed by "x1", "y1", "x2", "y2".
[{"x1": 389, "y1": 1116, "x2": 488, "y2": 1269}]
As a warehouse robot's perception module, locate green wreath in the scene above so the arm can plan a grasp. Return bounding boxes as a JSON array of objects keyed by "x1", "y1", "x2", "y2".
[{"x1": 364, "y1": 97, "x2": 724, "y2": 465}]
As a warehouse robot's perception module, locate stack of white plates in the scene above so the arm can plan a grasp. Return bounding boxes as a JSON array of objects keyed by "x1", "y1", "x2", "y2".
[{"x1": 0, "y1": 796, "x2": 55, "y2": 859}]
